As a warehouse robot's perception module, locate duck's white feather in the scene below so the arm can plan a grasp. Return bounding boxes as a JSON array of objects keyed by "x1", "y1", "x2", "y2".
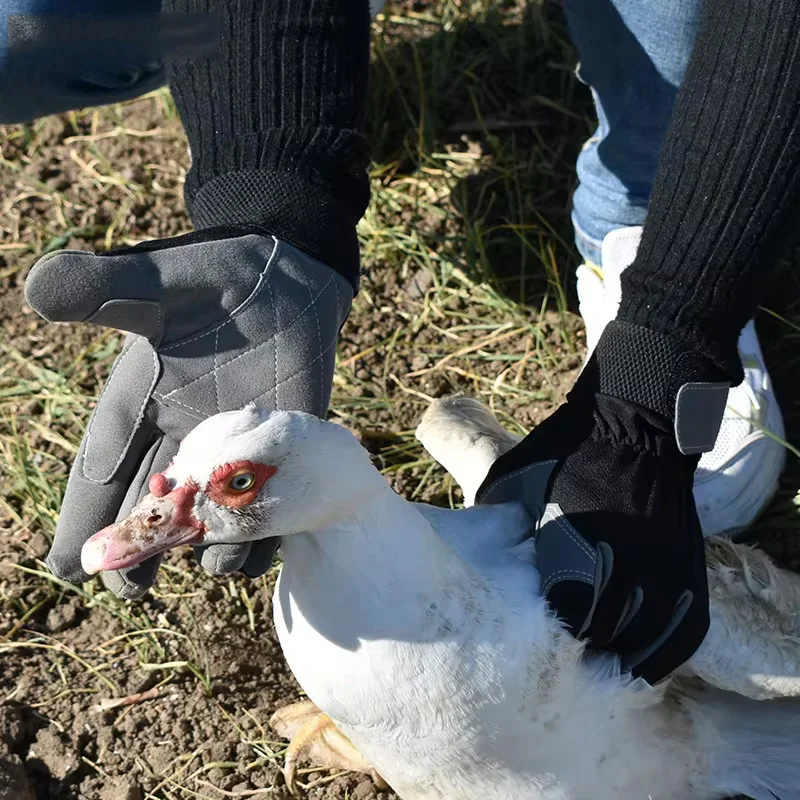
[
  {"x1": 268, "y1": 398, "x2": 800, "y2": 799},
  {"x1": 276, "y1": 484, "x2": 695, "y2": 800}
]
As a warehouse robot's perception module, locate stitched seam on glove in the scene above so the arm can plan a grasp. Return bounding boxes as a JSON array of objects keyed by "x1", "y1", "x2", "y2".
[
  {"x1": 159, "y1": 234, "x2": 280, "y2": 352},
  {"x1": 152, "y1": 392, "x2": 205, "y2": 420},
  {"x1": 541, "y1": 568, "x2": 594, "y2": 595},
  {"x1": 266, "y1": 270, "x2": 279, "y2": 409},
  {"x1": 160, "y1": 264, "x2": 337, "y2": 399},
  {"x1": 547, "y1": 509, "x2": 596, "y2": 561},
  {"x1": 250, "y1": 330, "x2": 339, "y2": 405},
  {"x1": 481, "y1": 459, "x2": 559, "y2": 503},
  {"x1": 82, "y1": 336, "x2": 160, "y2": 484},
  {"x1": 297, "y1": 255, "x2": 325, "y2": 401},
  {"x1": 213, "y1": 328, "x2": 221, "y2": 414},
  {"x1": 152, "y1": 302, "x2": 340, "y2": 418}
]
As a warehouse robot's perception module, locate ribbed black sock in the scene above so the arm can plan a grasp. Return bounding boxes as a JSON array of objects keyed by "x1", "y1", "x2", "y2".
[
  {"x1": 615, "y1": 0, "x2": 800, "y2": 385},
  {"x1": 161, "y1": 0, "x2": 371, "y2": 289}
]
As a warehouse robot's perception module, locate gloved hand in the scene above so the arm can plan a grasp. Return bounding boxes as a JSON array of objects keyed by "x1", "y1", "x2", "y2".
[
  {"x1": 476, "y1": 321, "x2": 731, "y2": 684},
  {"x1": 24, "y1": 226, "x2": 352, "y2": 599}
]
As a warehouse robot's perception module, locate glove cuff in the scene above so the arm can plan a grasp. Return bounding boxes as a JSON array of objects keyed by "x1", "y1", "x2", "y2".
[
  {"x1": 187, "y1": 165, "x2": 364, "y2": 292},
  {"x1": 581, "y1": 321, "x2": 730, "y2": 455}
]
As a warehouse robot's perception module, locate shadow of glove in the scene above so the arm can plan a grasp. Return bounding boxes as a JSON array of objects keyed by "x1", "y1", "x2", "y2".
[
  {"x1": 25, "y1": 226, "x2": 352, "y2": 598},
  {"x1": 476, "y1": 321, "x2": 731, "y2": 684}
]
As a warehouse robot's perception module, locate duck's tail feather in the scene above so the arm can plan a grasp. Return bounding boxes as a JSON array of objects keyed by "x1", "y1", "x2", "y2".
[
  {"x1": 693, "y1": 686, "x2": 800, "y2": 800},
  {"x1": 686, "y1": 537, "x2": 800, "y2": 700},
  {"x1": 415, "y1": 396, "x2": 522, "y2": 506}
]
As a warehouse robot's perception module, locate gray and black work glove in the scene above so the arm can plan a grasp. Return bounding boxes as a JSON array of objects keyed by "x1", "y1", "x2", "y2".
[
  {"x1": 477, "y1": 321, "x2": 730, "y2": 684},
  {"x1": 24, "y1": 226, "x2": 352, "y2": 598}
]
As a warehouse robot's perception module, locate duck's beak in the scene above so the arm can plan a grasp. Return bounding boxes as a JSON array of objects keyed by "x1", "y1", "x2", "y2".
[{"x1": 81, "y1": 480, "x2": 206, "y2": 575}]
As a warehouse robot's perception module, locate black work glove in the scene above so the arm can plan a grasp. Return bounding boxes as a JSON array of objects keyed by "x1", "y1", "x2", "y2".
[
  {"x1": 477, "y1": 321, "x2": 730, "y2": 684},
  {"x1": 25, "y1": 227, "x2": 352, "y2": 598}
]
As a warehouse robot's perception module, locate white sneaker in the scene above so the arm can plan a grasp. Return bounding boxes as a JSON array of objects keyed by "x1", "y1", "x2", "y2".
[{"x1": 577, "y1": 226, "x2": 786, "y2": 537}]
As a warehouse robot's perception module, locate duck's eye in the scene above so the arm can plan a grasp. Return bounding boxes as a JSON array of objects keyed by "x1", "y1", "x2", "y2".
[
  {"x1": 208, "y1": 462, "x2": 276, "y2": 508},
  {"x1": 227, "y1": 471, "x2": 256, "y2": 492}
]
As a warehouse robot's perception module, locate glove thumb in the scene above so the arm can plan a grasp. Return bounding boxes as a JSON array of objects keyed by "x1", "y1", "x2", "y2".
[{"x1": 24, "y1": 228, "x2": 277, "y2": 345}]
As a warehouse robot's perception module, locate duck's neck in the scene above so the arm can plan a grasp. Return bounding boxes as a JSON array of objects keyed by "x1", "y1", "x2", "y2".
[{"x1": 277, "y1": 480, "x2": 479, "y2": 641}]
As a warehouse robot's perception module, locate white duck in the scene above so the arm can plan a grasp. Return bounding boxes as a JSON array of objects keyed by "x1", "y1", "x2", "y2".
[{"x1": 80, "y1": 399, "x2": 800, "y2": 800}]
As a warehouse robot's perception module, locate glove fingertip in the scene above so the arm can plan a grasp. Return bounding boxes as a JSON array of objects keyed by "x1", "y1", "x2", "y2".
[
  {"x1": 630, "y1": 593, "x2": 709, "y2": 685},
  {"x1": 100, "y1": 555, "x2": 162, "y2": 600},
  {"x1": 101, "y1": 571, "x2": 151, "y2": 600},
  {"x1": 545, "y1": 581, "x2": 596, "y2": 639},
  {"x1": 25, "y1": 250, "x2": 91, "y2": 321},
  {"x1": 239, "y1": 538, "x2": 279, "y2": 579},
  {"x1": 194, "y1": 543, "x2": 251, "y2": 576},
  {"x1": 45, "y1": 547, "x2": 92, "y2": 586}
]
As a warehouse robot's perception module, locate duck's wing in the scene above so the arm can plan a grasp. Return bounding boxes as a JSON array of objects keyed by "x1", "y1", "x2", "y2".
[
  {"x1": 415, "y1": 396, "x2": 521, "y2": 505},
  {"x1": 683, "y1": 536, "x2": 800, "y2": 699}
]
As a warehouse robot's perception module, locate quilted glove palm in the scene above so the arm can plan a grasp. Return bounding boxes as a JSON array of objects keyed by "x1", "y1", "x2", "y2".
[
  {"x1": 25, "y1": 227, "x2": 352, "y2": 598},
  {"x1": 477, "y1": 321, "x2": 730, "y2": 684}
]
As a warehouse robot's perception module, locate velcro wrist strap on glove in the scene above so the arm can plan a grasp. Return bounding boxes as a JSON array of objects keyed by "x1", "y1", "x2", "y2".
[{"x1": 587, "y1": 321, "x2": 730, "y2": 455}]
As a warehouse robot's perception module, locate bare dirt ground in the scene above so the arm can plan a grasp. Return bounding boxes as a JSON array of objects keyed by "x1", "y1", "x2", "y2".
[{"x1": 1, "y1": 2, "x2": 799, "y2": 799}]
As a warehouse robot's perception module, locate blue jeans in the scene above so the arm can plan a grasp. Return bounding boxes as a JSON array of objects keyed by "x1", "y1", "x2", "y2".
[
  {"x1": 563, "y1": 0, "x2": 703, "y2": 265},
  {"x1": 0, "y1": 1, "x2": 172, "y2": 124}
]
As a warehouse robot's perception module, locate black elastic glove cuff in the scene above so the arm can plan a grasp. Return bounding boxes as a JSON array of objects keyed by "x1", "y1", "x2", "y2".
[
  {"x1": 188, "y1": 165, "x2": 366, "y2": 292},
  {"x1": 588, "y1": 321, "x2": 729, "y2": 415}
]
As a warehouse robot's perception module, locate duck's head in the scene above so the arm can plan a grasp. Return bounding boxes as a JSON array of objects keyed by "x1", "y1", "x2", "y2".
[{"x1": 80, "y1": 406, "x2": 371, "y2": 575}]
